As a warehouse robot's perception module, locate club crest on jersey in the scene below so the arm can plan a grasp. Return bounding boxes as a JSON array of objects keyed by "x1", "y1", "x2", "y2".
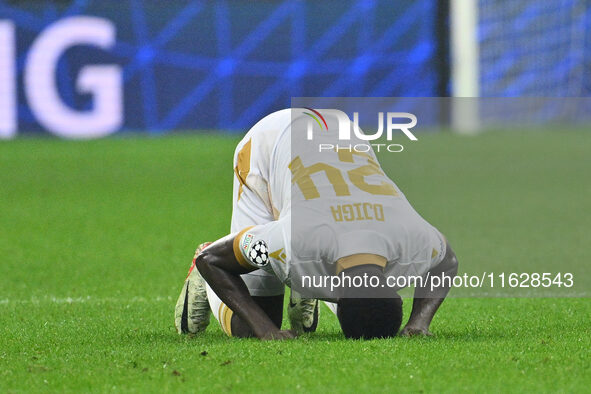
[{"x1": 247, "y1": 240, "x2": 269, "y2": 267}]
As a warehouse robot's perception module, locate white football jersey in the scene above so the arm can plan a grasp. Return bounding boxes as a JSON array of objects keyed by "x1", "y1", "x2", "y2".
[{"x1": 233, "y1": 109, "x2": 445, "y2": 295}]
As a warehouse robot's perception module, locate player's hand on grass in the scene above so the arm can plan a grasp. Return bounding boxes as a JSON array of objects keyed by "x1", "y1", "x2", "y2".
[
  {"x1": 260, "y1": 329, "x2": 298, "y2": 341},
  {"x1": 399, "y1": 325, "x2": 433, "y2": 337}
]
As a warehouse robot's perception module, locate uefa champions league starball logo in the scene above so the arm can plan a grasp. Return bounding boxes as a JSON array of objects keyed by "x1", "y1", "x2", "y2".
[{"x1": 249, "y1": 240, "x2": 269, "y2": 267}]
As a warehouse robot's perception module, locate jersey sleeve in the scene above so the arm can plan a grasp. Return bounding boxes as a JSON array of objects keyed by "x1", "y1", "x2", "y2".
[{"x1": 232, "y1": 220, "x2": 287, "y2": 274}]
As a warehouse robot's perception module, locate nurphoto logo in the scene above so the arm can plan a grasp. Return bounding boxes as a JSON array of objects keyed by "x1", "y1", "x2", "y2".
[{"x1": 304, "y1": 108, "x2": 418, "y2": 153}]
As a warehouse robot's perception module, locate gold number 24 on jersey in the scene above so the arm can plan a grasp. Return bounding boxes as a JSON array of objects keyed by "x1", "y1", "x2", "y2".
[{"x1": 289, "y1": 150, "x2": 398, "y2": 199}]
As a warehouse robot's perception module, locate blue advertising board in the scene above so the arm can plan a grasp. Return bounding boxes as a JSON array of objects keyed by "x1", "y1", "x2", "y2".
[{"x1": 0, "y1": 0, "x2": 440, "y2": 138}]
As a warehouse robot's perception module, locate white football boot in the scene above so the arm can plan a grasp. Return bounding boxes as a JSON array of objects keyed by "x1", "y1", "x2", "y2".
[
  {"x1": 174, "y1": 242, "x2": 212, "y2": 334},
  {"x1": 288, "y1": 290, "x2": 319, "y2": 334}
]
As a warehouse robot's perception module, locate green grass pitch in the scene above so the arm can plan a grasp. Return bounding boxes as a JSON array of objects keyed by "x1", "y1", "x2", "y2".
[{"x1": 0, "y1": 131, "x2": 589, "y2": 392}]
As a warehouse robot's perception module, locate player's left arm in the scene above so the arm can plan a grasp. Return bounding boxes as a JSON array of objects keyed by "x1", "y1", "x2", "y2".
[
  {"x1": 195, "y1": 231, "x2": 295, "y2": 340},
  {"x1": 400, "y1": 241, "x2": 459, "y2": 337}
]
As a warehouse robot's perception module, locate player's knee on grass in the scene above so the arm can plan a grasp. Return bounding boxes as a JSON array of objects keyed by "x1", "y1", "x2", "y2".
[
  {"x1": 229, "y1": 294, "x2": 284, "y2": 338},
  {"x1": 336, "y1": 265, "x2": 403, "y2": 339}
]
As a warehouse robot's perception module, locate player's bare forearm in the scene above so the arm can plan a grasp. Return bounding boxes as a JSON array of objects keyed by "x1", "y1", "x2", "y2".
[
  {"x1": 401, "y1": 242, "x2": 458, "y2": 336},
  {"x1": 196, "y1": 235, "x2": 294, "y2": 340}
]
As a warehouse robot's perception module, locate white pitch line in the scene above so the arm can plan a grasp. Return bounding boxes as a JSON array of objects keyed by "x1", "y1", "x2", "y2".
[{"x1": 0, "y1": 295, "x2": 174, "y2": 305}]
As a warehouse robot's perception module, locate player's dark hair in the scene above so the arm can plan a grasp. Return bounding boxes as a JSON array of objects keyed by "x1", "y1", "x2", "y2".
[
  {"x1": 337, "y1": 297, "x2": 403, "y2": 339},
  {"x1": 336, "y1": 265, "x2": 403, "y2": 339}
]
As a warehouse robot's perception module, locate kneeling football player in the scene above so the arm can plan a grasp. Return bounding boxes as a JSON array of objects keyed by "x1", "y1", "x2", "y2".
[
  {"x1": 176, "y1": 109, "x2": 458, "y2": 339},
  {"x1": 175, "y1": 109, "x2": 320, "y2": 337}
]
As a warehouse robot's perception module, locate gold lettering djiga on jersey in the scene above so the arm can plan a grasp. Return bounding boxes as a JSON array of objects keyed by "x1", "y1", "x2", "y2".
[{"x1": 330, "y1": 202, "x2": 384, "y2": 222}]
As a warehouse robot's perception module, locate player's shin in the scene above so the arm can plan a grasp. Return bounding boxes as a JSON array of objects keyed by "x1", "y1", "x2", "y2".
[
  {"x1": 208, "y1": 287, "x2": 285, "y2": 338},
  {"x1": 206, "y1": 285, "x2": 236, "y2": 336}
]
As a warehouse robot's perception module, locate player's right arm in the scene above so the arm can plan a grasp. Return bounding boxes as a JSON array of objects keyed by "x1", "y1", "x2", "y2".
[{"x1": 195, "y1": 230, "x2": 295, "y2": 340}]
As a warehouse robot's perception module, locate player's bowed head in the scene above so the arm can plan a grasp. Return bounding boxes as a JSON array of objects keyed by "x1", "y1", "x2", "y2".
[{"x1": 336, "y1": 264, "x2": 403, "y2": 339}]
